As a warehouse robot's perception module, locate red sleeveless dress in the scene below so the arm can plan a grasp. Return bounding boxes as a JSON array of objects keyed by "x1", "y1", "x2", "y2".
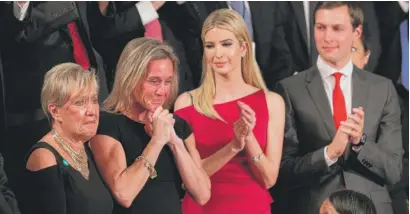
[{"x1": 175, "y1": 90, "x2": 273, "y2": 214}]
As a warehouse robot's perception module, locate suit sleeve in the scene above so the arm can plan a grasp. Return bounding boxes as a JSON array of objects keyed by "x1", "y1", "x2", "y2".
[
  {"x1": 355, "y1": 80, "x2": 404, "y2": 185},
  {"x1": 275, "y1": 82, "x2": 340, "y2": 188},
  {"x1": 1, "y1": 2, "x2": 80, "y2": 43},
  {"x1": 360, "y1": 2, "x2": 381, "y2": 72},
  {"x1": 89, "y1": 2, "x2": 145, "y2": 40}
]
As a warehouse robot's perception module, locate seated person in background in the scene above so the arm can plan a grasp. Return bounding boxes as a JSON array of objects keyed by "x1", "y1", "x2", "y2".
[
  {"x1": 22, "y1": 63, "x2": 113, "y2": 214},
  {"x1": 320, "y1": 190, "x2": 377, "y2": 214},
  {"x1": 352, "y1": 25, "x2": 371, "y2": 69},
  {"x1": 89, "y1": 37, "x2": 210, "y2": 214},
  {"x1": 0, "y1": 153, "x2": 20, "y2": 214}
]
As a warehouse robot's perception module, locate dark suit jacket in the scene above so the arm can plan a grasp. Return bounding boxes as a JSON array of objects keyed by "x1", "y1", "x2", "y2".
[
  {"x1": 374, "y1": 2, "x2": 408, "y2": 85},
  {"x1": 0, "y1": 2, "x2": 108, "y2": 117},
  {"x1": 277, "y1": 2, "x2": 381, "y2": 73},
  {"x1": 89, "y1": 1, "x2": 194, "y2": 94},
  {"x1": 0, "y1": 153, "x2": 20, "y2": 214},
  {"x1": 274, "y1": 66, "x2": 403, "y2": 214}
]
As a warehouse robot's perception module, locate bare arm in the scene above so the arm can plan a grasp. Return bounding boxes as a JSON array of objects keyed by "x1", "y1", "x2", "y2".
[
  {"x1": 241, "y1": 92, "x2": 285, "y2": 189},
  {"x1": 174, "y1": 92, "x2": 244, "y2": 177},
  {"x1": 89, "y1": 135, "x2": 164, "y2": 208},
  {"x1": 168, "y1": 134, "x2": 210, "y2": 205}
]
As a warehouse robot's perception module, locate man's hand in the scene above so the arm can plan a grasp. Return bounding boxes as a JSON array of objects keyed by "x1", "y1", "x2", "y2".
[
  {"x1": 151, "y1": 1, "x2": 165, "y2": 10},
  {"x1": 340, "y1": 107, "x2": 365, "y2": 145}
]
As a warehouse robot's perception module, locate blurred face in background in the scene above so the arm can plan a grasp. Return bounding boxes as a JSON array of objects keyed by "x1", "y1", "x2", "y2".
[
  {"x1": 204, "y1": 27, "x2": 246, "y2": 76},
  {"x1": 352, "y1": 38, "x2": 370, "y2": 69}
]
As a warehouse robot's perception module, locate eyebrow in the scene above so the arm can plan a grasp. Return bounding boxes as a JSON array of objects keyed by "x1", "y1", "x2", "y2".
[{"x1": 204, "y1": 39, "x2": 233, "y2": 44}]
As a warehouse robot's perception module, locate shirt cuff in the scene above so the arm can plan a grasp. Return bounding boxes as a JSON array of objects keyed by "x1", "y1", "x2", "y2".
[
  {"x1": 135, "y1": 1, "x2": 159, "y2": 26},
  {"x1": 352, "y1": 145, "x2": 362, "y2": 153},
  {"x1": 13, "y1": 1, "x2": 30, "y2": 21},
  {"x1": 324, "y1": 146, "x2": 338, "y2": 166}
]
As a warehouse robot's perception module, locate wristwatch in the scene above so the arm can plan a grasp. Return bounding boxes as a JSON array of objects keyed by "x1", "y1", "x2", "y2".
[{"x1": 354, "y1": 134, "x2": 367, "y2": 147}]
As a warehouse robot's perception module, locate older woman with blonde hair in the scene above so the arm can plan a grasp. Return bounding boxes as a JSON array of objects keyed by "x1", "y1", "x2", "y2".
[
  {"x1": 22, "y1": 63, "x2": 113, "y2": 214},
  {"x1": 90, "y1": 37, "x2": 210, "y2": 214},
  {"x1": 174, "y1": 9, "x2": 285, "y2": 214}
]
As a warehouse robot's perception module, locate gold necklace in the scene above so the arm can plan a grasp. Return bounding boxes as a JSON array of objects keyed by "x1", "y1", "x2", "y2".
[{"x1": 51, "y1": 130, "x2": 89, "y2": 179}]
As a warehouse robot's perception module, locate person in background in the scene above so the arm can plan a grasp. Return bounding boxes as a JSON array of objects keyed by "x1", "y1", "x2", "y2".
[
  {"x1": 320, "y1": 190, "x2": 377, "y2": 214},
  {"x1": 90, "y1": 38, "x2": 210, "y2": 214},
  {"x1": 174, "y1": 9, "x2": 284, "y2": 214},
  {"x1": 91, "y1": 1, "x2": 194, "y2": 94},
  {"x1": 352, "y1": 25, "x2": 371, "y2": 69},
  {"x1": 22, "y1": 63, "x2": 113, "y2": 214}
]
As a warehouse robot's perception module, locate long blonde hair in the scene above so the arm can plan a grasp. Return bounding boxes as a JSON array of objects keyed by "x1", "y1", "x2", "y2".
[
  {"x1": 103, "y1": 38, "x2": 179, "y2": 113},
  {"x1": 193, "y1": 9, "x2": 267, "y2": 121}
]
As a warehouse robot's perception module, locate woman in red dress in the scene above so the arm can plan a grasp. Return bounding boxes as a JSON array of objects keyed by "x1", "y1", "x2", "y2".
[{"x1": 174, "y1": 9, "x2": 285, "y2": 214}]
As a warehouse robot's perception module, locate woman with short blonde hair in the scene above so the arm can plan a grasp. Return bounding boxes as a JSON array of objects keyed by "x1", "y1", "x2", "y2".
[
  {"x1": 23, "y1": 63, "x2": 113, "y2": 214},
  {"x1": 174, "y1": 9, "x2": 284, "y2": 214}
]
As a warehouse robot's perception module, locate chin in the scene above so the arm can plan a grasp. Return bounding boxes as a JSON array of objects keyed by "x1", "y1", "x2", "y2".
[{"x1": 213, "y1": 67, "x2": 230, "y2": 75}]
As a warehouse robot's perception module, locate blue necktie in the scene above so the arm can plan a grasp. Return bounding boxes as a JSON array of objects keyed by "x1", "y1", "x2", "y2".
[
  {"x1": 231, "y1": 1, "x2": 254, "y2": 40},
  {"x1": 400, "y1": 19, "x2": 408, "y2": 91}
]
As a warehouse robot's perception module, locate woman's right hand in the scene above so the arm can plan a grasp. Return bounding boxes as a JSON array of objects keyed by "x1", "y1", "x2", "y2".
[
  {"x1": 150, "y1": 106, "x2": 175, "y2": 146},
  {"x1": 232, "y1": 117, "x2": 248, "y2": 152}
]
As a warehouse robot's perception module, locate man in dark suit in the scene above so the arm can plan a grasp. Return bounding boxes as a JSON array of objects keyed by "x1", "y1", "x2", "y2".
[
  {"x1": 277, "y1": 1, "x2": 381, "y2": 74},
  {"x1": 90, "y1": 1, "x2": 194, "y2": 94},
  {"x1": 0, "y1": 1, "x2": 109, "y2": 196},
  {"x1": 274, "y1": 2, "x2": 403, "y2": 214}
]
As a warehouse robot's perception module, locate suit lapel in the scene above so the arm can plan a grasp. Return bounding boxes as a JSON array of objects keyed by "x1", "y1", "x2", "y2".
[
  {"x1": 306, "y1": 68, "x2": 336, "y2": 138},
  {"x1": 291, "y1": 2, "x2": 308, "y2": 49},
  {"x1": 351, "y1": 67, "x2": 369, "y2": 110},
  {"x1": 75, "y1": 2, "x2": 90, "y2": 36}
]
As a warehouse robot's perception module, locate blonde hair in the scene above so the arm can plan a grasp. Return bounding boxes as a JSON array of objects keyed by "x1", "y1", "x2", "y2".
[
  {"x1": 41, "y1": 63, "x2": 99, "y2": 125},
  {"x1": 103, "y1": 38, "x2": 179, "y2": 113},
  {"x1": 193, "y1": 9, "x2": 267, "y2": 120}
]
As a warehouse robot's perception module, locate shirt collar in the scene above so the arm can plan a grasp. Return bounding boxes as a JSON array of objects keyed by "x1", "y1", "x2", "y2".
[{"x1": 316, "y1": 56, "x2": 353, "y2": 79}]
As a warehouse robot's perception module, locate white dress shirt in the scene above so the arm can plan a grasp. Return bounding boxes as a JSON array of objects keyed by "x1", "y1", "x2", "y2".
[
  {"x1": 316, "y1": 56, "x2": 353, "y2": 166},
  {"x1": 13, "y1": 1, "x2": 30, "y2": 21},
  {"x1": 398, "y1": 1, "x2": 409, "y2": 13},
  {"x1": 135, "y1": 1, "x2": 159, "y2": 25}
]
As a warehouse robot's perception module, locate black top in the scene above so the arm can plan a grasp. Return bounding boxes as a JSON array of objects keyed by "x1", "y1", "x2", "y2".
[
  {"x1": 97, "y1": 111, "x2": 192, "y2": 214},
  {"x1": 21, "y1": 142, "x2": 113, "y2": 214}
]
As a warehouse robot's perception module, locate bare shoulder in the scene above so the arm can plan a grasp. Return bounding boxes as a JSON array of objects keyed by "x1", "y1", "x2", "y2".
[
  {"x1": 264, "y1": 90, "x2": 285, "y2": 113},
  {"x1": 26, "y1": 145, "x2": 57, "y2": 171},
  {"x1": 174, "y1": 90, "x2": 196, "y2": 111}
]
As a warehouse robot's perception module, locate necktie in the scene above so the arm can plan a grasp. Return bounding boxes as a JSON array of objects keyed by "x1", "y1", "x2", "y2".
[
  {"x1": 400, "y1": 19, "x2": 408, "y2": 91},
  {"x1": 144, "y1": 19, "x2": 163, "y2": 41},
  {"x1": 230, "y1": 1, "x2": 254, "y2": 40},
  {"x1": 333, "y1": 72, "x2": 347, "y2": 129},
  {"x1": 67, "y1": 22, "x2": 90, "y2": 69}
]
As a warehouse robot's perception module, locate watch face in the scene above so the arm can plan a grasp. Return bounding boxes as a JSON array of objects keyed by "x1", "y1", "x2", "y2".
[{"x1": 360, "y1": 134, "x2": 367, "y2": 143}]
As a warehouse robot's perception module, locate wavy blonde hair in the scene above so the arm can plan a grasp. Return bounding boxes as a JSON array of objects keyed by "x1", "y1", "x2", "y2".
[
  {"x1": 193, "y1": 9, "x2": 267, "y2": 121},
  {"x1": 41, "y1": 63, "x2": 99, "y2": 125},
  {"x1": 103, "y1": 38, "x2": 179, "y2": 113}
]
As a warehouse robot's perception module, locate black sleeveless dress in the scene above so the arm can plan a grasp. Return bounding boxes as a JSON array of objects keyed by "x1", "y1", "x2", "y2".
[{"x1": 20, "y1": 142, "x2": 113, "y2": 214}]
